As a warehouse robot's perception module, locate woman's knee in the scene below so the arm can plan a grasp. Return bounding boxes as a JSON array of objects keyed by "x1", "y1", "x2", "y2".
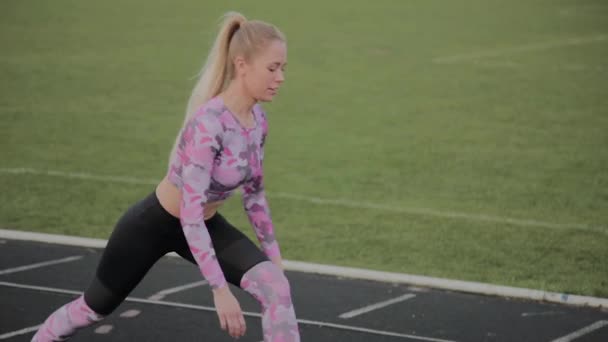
[
  {"x1": 83, "y1": 276, "x2": 127, "y2": 316},
  {"x1": 240, "y1": 261, "x2": 292, "y2": 306}
]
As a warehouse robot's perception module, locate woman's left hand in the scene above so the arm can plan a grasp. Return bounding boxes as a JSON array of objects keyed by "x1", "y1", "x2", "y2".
[{"x1": 270, "y1": 256, "x2": 284, "y2": 271}]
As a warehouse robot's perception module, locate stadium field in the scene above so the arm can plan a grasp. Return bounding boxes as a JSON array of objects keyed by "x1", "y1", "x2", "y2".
[{"x1": 1, "y1": 0, "x2": 607, "y2": 297}]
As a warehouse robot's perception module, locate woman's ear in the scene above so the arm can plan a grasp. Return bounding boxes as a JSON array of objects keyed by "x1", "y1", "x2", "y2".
[{"x1": 234, "y1": 55, "x2": 247, "y2": 78}]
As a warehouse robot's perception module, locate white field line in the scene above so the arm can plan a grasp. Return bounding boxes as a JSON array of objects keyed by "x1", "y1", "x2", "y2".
[
  {"x1": 521, "y1": 311, "x2": 564, "y2": 317},
  {"x1": 2, "y1": 229, "x2": 608, "y2": 309},
  {"x1": 339, "y1": 293, "x2": 416, "y2": 319},
  {"x1": 0, "y1": 281, "x2": 457, "y2": 342},
  {"x1": 433, "y1": 34, "x2": 608, "y2": 64},
  {"x1": 472, "y1": 60, "x2": 607, "y2": 72},
  {"x1": 147, "y1": 280, "x2": 208, "y2": 301},
  {"x1": 0, "y1": 325, "x2": 41, "y2": 340},
  {"x1": 0, "y1": 256, "x2": 83, "y2": 275},
  {"x1": 0, "y1": 167, "x2": 156, "y2": 185},
  {"x1": 549, "y1": 320, "x2": 608, "y2": 342},
  {"x1": 270, "y1": 192, "x2": 605, "y2": 234},
  {"x1": 1, "y1": 167, "x2": 605, "y2": 234}
]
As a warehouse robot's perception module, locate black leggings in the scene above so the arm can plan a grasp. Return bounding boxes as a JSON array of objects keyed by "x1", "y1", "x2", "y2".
[{"x1": 83, "y1": 190, "x2": 269, "y2": 315}]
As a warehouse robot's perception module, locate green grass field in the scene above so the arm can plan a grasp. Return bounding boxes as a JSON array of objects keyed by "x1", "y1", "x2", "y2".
[{"x1": 1, "y1": 0, "x2": 607, "y2": 297}]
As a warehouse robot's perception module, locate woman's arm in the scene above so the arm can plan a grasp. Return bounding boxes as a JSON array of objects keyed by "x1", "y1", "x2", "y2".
[
  {"x1": 242, "y1": 113, "x2": 282, "y2": 263},
  {"x1": 242, "y1": 176, "x2": 282, "y2": 261},
  {"x1": 178, "y1": 113, "x2": 228, "y2": 290}
]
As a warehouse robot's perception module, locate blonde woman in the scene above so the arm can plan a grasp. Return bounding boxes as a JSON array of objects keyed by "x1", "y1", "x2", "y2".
[{"x1": 33, "y1": 11, "x2": 300, "y2": 342}]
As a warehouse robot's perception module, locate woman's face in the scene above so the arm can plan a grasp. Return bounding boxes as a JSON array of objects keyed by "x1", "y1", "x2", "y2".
[{"x1": 239, "y1": 40, "x2": 287, "y2": 102}]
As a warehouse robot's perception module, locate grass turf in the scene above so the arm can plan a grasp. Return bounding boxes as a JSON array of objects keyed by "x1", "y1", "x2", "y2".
[{"x1": 1, "y1": 0, "x2": 607, "y2": 297}]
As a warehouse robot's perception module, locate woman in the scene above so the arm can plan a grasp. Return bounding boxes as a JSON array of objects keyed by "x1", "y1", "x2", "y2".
[{"x1": 33, "y1": 11, "x2": 300, "y2": 342}]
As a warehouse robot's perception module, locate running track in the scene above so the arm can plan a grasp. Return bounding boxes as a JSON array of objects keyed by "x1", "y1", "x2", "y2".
[{"x1": 1, "y1": 239, "x2": 607, "y2": 341}]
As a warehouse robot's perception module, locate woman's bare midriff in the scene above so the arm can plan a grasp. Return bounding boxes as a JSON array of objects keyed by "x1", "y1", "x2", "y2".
[{"x1": 155, "y1": 176, "x2": 224, "y2": 220}]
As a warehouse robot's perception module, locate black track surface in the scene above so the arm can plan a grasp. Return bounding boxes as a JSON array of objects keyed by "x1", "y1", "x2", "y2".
[{"x1": 1, "y1": 239, "x2": 606, "y2": 342}]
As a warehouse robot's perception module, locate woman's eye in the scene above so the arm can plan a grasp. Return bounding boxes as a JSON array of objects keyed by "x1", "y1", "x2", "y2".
[{"x1": 268, "y1": 68, "x2": 276, "y2": 72}]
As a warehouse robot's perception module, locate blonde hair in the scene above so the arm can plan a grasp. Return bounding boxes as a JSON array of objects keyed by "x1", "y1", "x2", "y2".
[{"x1": 169, "y1": 11, "x2": 285, "y2": 160}]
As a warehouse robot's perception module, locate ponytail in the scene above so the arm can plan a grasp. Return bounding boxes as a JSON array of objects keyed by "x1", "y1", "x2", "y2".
[{"x1": 169, "y1": 12, "x2": 246, "y2": 160}]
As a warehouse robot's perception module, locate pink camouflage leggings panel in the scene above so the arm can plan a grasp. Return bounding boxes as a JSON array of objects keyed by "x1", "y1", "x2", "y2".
[{"x1": 241, "y1": 261, "x2": 301, "y2": 342}]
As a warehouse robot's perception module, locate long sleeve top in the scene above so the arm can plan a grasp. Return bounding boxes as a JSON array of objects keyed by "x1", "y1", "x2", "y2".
[{"x1": 167, "y1": 96, "x2": 280, "y2": 290}]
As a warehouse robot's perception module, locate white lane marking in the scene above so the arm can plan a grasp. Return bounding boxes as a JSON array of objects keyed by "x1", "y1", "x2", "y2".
[
  {"x1": 433, "y1": 34, "x2": 608, "y2": 64},
  {"x1": 0, "y1": 281, "x2": 458, "y2": 342},
  {"x1": 407, "y1": 286, "x2": 431, "y2": 293},
  {"x1": 294, "y1": 317, "x2": 456, "y2": 342},
  {"x1": 94, "y1": 325, "x2": 113, "y2": 334},
  {"x1": 550, "y1": 320, "x2": 608, "y2": 342},
  {"x1": 120, "y1": 309, "x2": 141, "y2": 318},
  {"x1": 0, "y1": 256, "x2": 83, "y2": 275},
  {"x1": 0, "y1": 324, "x2": 41, "y2": 340},
  {"x1": 339, "y1": 293, "x2": 416, "y2": 319},
  {"x1": 1, "y1": 167, "x2": 604, "y2": 234},
  {"x1": 147, "y1": 280, "x2": 208, "y2": 301},
  {"x1": 521, "y1": 311, "x2": 564, "y2": 317}
]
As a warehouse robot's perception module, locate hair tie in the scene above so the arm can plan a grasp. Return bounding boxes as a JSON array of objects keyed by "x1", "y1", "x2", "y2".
[{"x1": 229, "y1": 20, "x2": 242, "y2": 42}]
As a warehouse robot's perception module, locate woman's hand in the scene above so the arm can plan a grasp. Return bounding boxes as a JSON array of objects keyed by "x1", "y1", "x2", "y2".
[
  {"x1": 270, "y1": 256, "x2": 284, "y2": 271},
  {"x1": 212, "y1": 286, "x2": 246, "y2": 338}
]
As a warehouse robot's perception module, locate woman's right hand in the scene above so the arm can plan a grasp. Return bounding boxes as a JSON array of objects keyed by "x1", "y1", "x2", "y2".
[{"x1": 212, "y1": 286, "x2": 246, "y2": 338}]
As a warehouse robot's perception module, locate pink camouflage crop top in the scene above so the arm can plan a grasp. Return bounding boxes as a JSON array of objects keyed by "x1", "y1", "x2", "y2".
[{"x1": 167, "y1": 95, "x2": 280, "y2": 290}]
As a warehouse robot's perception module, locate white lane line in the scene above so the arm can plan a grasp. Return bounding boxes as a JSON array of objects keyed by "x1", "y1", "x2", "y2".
[
  {"x1": 339, "y1": 293, "x2": 416, "y2": 319},
  {"x1": 294, "y1": 317, "x2": 455, "y2": 342},
  {"x1": 0, "y1": 325, "x2": 41, "y2": 340},
  {"x1": 550, "y1": 320, "x2": 608, "y2": 342},
  {"x1": 0, "y1": 256, "x2": 83, "y2": 275},
  {"x1": 0, "y1": 281, "x2": 458, "y2": 342},
  {"x1": 1, "y1": 167, "x2": 604, "y2": 234},
  {"x1": 94, "y1": 325, "x2": 113, "y2": 334},
  {"x1": 433, "y1": 34, "x2": 608, "y2": 64},
  {"x1": 147, "y1": 280, "x2": 208, "y2": 301},
  {"x1": 120, "y1": 309, "x2": 141, "y2": 318},
  {"x1": 521, "y1": 311, "x2": 564, "y2": 317}
]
